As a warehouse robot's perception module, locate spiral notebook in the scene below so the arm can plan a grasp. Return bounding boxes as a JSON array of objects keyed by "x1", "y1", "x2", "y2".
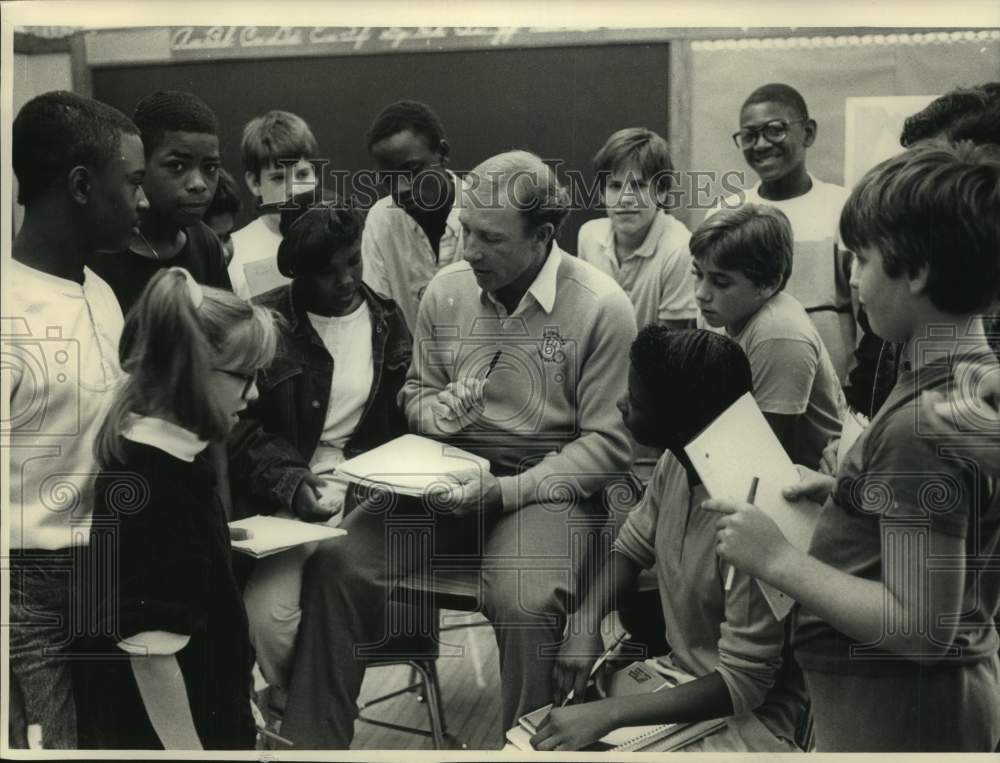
[{"x1": 506, "y1": 660, "x2": 727, "y2": 751}]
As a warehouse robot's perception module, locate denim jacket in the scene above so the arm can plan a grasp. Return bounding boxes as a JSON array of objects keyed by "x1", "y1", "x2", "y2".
[{"x1": 229, "y1": 280, "x2": 412, "y2": 515}]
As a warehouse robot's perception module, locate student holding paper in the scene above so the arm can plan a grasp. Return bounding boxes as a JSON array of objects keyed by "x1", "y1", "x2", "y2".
[
  {"x1": 706, "y1": 143, "x2": 1000, "y2": 752},
  {"x1": 228, "y1": 189, "x2": 412, "y2": 698},
  {"x1": 690, "y1": 203, "x2": 844, "y2": 470},
  {"x1": 77, "y1": 268, "x2": 279, "y2": 748},
  {"x1": 533, "y1": 326, "x2": 805, "y2": 752}
]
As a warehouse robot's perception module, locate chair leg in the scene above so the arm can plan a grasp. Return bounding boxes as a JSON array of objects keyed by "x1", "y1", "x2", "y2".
[{"x1": 410, "y1": 660, "x2": 446, "y2": 749}]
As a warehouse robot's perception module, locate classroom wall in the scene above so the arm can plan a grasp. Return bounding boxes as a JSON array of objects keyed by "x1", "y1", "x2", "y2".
[
  {"x1": 91, "y1": 43, "x2": 673, "y2": 252},
  {"x1": 686, "y1": 32, "x2": 1000, "y2": 225}
]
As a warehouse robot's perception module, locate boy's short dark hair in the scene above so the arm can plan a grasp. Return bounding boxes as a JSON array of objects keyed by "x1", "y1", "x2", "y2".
[
  {"x1": 366, "y1": 100, "x2": 447, "y2": 154},
  {"x1": 205, "y1": 168, "x2": 241, "y2": 220},
  {"x1": 741, "y1": 82, "x2": 809, "y2": 120},
  {"x1": 593, "y1": 127, "x2": 674, "y2": 199},
  {"x1": 132, "y1": 90, "x2": 218, "y2": 158},
  {"x1": 276, "y1": 188, "x2": 365, "y2": 279},
  {"x1": 840, "y1": 141, "x2": 1000, "y2": 315},
  {"x1": 13, "y1": 91, "x2": 139, "y2": 206},
  {"x1": 900, "y1": 84, "x2": 1000, "y2": 147},
  {"x1": 240, "y1": 110, "x2": 319, "y2": 181},
  {"x1": 631, "y1": 325, "x2": 753, "y2": 437},
  {"x1": 690, "y1": 204, "x2": 794, "y2": 290}
]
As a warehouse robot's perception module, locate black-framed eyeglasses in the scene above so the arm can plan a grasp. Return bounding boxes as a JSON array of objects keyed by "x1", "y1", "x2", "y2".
[
  {"x1": 732, "y1": 118, "x2": 807, "y2": 149},
  {"x1": 215, "y1": 368, "x2": 257, "y2": 399}
]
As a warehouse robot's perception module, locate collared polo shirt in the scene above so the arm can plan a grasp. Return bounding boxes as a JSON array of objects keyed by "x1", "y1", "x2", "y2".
[{"x1": 578, "y1": 210, "x2": 696, "y2": 331}]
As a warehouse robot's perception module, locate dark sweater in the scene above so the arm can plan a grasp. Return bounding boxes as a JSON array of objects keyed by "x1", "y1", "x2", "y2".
[
  {"x1": 76, "y1": 440, "x2": 254, "y2": 750},
  {"x1": 89, "y1": 222, "x2": 232, "y2": 316}
]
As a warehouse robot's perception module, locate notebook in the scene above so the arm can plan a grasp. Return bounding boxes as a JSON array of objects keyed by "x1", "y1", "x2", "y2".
[
  {"x1": 506, "y1": 660, "x2": 727, "y2": 751},
  {"x1": 228, "y1": 515, "x2": 347, "y2": 559},
  {"x1": 684, "y1": 392, "x2": 821, "y2": 620},
  {"x1": 334, "y1": 434, "x2": 491, "y2": 497}
]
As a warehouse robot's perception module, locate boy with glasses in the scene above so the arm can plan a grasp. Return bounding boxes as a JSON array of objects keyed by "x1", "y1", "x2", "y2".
[{"x1": 712, "y1": 83, "x2": 854, "y2": 384}]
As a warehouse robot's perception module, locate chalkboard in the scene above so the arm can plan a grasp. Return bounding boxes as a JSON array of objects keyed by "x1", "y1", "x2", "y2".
[{"x1": 91, "y1": 43, "x2": 671, "y2": 252}]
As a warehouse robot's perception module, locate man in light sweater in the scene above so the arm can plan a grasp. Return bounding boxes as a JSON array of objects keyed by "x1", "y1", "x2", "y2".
[
  {"x1": 7, "y1": 92, "x2": 146, "y2": 748},
  {"x1": 280, "y1": 151, "x2": 636, "y2": 748}
]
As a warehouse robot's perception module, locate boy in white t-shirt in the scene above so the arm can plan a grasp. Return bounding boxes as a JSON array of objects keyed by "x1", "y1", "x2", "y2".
[
  {"x1": 8, "y1": 91, "x2": 146, "y2": 749},
  {"x1": 229, "y1": 111, "x2": 319, "y2": 298},
  {"x1": 713, "y1": 84, "x2": 854, "y2": 383}
]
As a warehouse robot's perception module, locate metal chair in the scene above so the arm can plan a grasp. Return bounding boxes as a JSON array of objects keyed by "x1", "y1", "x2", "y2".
[{"x1": 356, "y1": 568, "x2": 487, "y2": 749}]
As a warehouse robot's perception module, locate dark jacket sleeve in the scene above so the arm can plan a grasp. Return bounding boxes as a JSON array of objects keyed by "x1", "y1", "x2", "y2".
[{"x1": 228, "y1": 412, "x2": 311, "y2": 516}]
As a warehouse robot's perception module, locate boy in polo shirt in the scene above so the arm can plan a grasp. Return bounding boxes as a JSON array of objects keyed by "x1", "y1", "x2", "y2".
[
  {"x1": 691, "y1": 204, "x2": 843, "y2": 470},
  {"x1": 362, "y1": 100, "x2": 464, "y2": 331},
  {"x1": 229, "y1": 110, "x2": 319, "y2": 298},
  {"x1": 715, "y1": 83, "x2": 854, "y2": 383},
  {"x1": 578, "y1": 127, "x2": 696, "y2": 333},
  {"x1": 8, "y1": 91, "x2": 146, "y2": 748},
  {"x1": 705, "y1": 141, "x2": 1000, "y2": 753}
]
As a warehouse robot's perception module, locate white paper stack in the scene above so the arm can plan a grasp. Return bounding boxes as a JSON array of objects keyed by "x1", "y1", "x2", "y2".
[
  {"x1": 229, "y1": 515, "x2": 347, "y2": 559},
  {"x1": 334, "y1": 434, "x2": 491, "y2": 497}
]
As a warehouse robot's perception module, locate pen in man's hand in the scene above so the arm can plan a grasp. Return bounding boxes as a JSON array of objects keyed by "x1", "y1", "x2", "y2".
[
  {"x1": 724, "y1": 476, "x2": 759, "y2": 592},
  {"x1": 486, "y1": 349, "x2": 503, "y2": 379}
]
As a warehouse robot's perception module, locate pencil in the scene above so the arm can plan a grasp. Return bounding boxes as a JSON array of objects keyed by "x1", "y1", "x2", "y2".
[
  {"x1": 559, "y1": 628, "x2": 629, "y2": 707},
  {"x1": 486, "y1": 349, "x2": 503, "y2": 378},
  {"x1": 724, "y1": 476, "x2": 759, "y2": 592}
]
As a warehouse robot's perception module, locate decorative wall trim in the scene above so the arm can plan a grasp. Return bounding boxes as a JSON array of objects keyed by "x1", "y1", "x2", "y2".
[{"x1": 692, "y1": 29, "x2": 1000, "y2": 51}]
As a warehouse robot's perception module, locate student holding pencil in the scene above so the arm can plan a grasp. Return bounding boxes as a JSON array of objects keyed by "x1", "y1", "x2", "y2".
[
  {"x1": 706, "y1": 143, "x2": 1000, "y2": 752},
  {"x1": 76, "y1": 268, "x2": 279, "y2": 749},
  {"x1": 533, "y1": 327, "x2": 805, "y2": 752}
]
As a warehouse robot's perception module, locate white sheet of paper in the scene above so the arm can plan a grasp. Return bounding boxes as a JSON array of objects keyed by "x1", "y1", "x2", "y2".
[
  {"x1": 684, "y1": 392, "x2": 821, "y2": 619},
  {"x1": 242, "y1": 257, "x2": 290, "y2": 297},
  {"x1": 836, "y1": 409, "x2": 868, "y2": 469},
  {"x1": 335, "y1": 434, "x2": 491, "y2": 496},
  {"x1": 229, "y1": 515, "x2": 347, "y2": 558}
]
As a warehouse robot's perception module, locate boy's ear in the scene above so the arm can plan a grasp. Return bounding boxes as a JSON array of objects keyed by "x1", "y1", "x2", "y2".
[
  {"x1": 757, "y1": 277, "x2": 781, "y2": 301},
  {"x1": 803, "y1": 118, "x2": 818, "y2": 149},
  {"x1": 437, "y1": 139, "x2": 450, "y2": 163},
  {"x1": 907, "y1": 261, "x2": 930, "y2": 296},
  {"x1": 244, "y1": 170, "x2": 262, "y2": 199},
  {"x1": 68, "y1": 166, "x2": 92, "y2": 206}
]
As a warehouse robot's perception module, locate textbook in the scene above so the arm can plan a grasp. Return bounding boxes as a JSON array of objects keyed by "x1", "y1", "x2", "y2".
[
  {"x1": 334, "y1": 434, "x2": 492, "y2": 497},
  {"x1": 505, "y1": 660, "x2": 727, "y2": 751},
  {"x1": 228, "y1": 515, "x2": 347, "y2": 559},
  {"x1": 684, "y1": 392, "x2": 821, "y2": 620}
]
